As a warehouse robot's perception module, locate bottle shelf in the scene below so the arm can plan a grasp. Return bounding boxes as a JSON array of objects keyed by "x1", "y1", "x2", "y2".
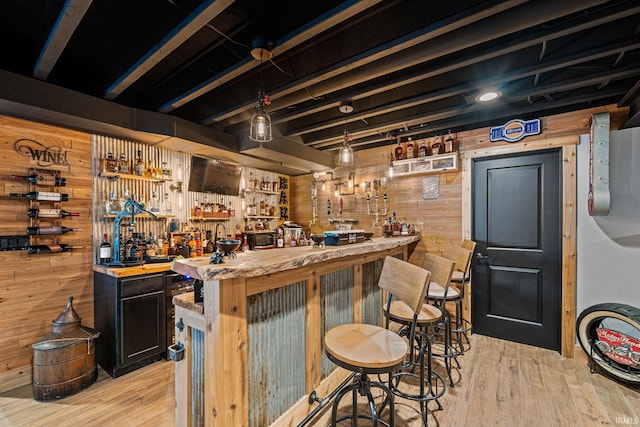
[
  {"x1": 104, "y1": 213, "x2": 174, "y2": 219},
  {"x1": 244, "y1": 189, "x2": 278, "y2": 195},
  {"x1": 99, "y1": 171, "x2": 168, "y2": 183},
  {"x1": 189, "y1": 216, "x2": 231, "y2": 221},
  {"x1": 244, "y1": 215, "x2": 278, "y2": 219},
  {"x1": 391, "y1": 151, "x2": 459, "y2": 176}
]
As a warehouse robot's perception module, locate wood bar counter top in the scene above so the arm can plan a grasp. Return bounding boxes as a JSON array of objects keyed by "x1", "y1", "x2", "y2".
[
  {"x1": 170, "y1": 235, "x2": 420, "y2": 282},
  {"x1": 170, "y1": 235, "x2": 420, "y2": 427}
]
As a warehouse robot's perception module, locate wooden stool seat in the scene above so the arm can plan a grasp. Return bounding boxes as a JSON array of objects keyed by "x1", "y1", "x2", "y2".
[
  {"x1": 427, "y1": 282, "x2": 460, "y2": 299},
  {"x1": 324, "y1": 323, "x2": 408, "y2": 371},
  {"x1": 388, "y1": 300, "x2": 442, "y2": 324}
]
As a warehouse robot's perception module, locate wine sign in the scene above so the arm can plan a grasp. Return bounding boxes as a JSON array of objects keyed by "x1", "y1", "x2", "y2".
[{"x1": 13, "y1": 138, "x2": 71, "y2": 168}]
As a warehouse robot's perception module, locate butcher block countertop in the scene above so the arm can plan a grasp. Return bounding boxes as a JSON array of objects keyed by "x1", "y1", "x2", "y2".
[
  {"x1": 170, "y1": 235, "x2": 420, "y2": 281},
  {"x1": 92, "y1": 261, "x2": 176, "y2": 278}
]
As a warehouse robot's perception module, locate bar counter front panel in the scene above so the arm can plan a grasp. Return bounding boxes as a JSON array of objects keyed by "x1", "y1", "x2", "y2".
[{"x1": 171, "y1": 236, "x2": 420, "y2": 427}]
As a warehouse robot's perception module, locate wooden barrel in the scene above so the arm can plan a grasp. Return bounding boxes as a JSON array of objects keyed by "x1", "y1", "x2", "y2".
[{"x1": 32, "y1": 296, "x2": 100, "y2": 401}]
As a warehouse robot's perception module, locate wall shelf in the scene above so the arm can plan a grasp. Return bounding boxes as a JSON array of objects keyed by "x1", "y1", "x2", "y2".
[
  {"x1": 104, "y1": 213, "x2": 173, "y2": 219},
  {"x1": 99, "y1": 171, "x2": 168, "y2": 183},
  {"x1": 244, "y1": 189, "x2": 278, "y2": 195},
  {"x1": 391, "y1": 151, "x2": 459, "y2": 176},
  {"x1": 189, "y1": 216, "x2": 230, "y2": 221}
]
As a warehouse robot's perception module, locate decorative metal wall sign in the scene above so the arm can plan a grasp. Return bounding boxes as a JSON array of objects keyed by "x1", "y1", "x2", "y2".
[
  {"x1": 588, "y1": 112, "x2": 610, "y2": 216},
  {"x1": 14, "y1": 138, "x2": 70, "y2": 168},
  {"x1": 422, "y1": 176, "x2": 439, "y2": 200},
  {"x1": 490, "y1": 118, "x2": 541, "y2": 143}
]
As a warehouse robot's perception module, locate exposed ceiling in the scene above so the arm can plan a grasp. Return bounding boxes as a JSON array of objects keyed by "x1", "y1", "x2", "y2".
[{"x1": 1, "y1": 0, "x2": 639, "y2": 175}]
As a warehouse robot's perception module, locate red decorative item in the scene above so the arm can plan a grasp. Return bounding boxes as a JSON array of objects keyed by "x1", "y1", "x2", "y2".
[{"x1": 263, "y1": 93, "x2": 271, "y2": 106}]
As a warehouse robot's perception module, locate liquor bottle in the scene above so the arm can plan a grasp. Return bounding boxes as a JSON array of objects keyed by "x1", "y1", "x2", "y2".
[
  {"x1": 27, "y1": 225, "x2": 82, "y2": 235},
  {"x1": 99, "y1": 233, "x2": 112, "y2": 264},
  {"x1": 394, "y1": 138, "x2": 404, "y2": 160},
  {"x1": 161, "y1": 161, "x2": 172, "y2": 180},
  {"x1": 444, "y1": 131, "x2": 455, "y2": 153},
  {"x1": 168, "y1": 238, "x2": 177, "y2": 256},
  {"x1": 27, "y1": 244, "x2": 73, "y2": 254},
  {"x1": 9, "y1": 191, "x2": 69, "y2": 201},
  {"x1": 418, "y1": 139, "x2": 428, "y2": 157},
  {"x1": 192, "y1": 200, "x2": 202, "y2": 218},
  {"x1": 27, "y1": 208, "x2": 79, "y2": 218},
  {"x1": 105, "y1": 191, "x2": 122, "y2": 215},
  {"x1": 118, "y1": 188, "x2": 130, "y2": 211},
  {"x1": 149, "y1": 192, "x2": 160, "y2": 214},
  {"x1": 124, "y1": 229, "x2": 135, "y2": 261},
  {"x1": 431, "y1": 137, "x2": 442, "y2": 155},
  {"x1": 154, "y1": 161, "x2": 163, "y2": 180},
  {"x1": 118, "y1": 153, "x2": 130, "y2": 174},
  {"x1": 162, "y1": 193, "x2": 172, "y2": 216},
  {"x1": 144, "y1": 159, "x2": 154, "y2": 178},
  {"x1": 134, "y1": 150, "x2": 144, "y2": 176},
  {"x1": 11, "y1": 174, "x2": 66, "y2": 186},
  {"x1": 102, "y1": 152, "x2": 119, "y2": 173},
  {"x1": 406, "y1": 137, "x2": 414, "y2": 159},
  {"x1": 161, "y1": 235, "x2": 169, "y2": 256}
]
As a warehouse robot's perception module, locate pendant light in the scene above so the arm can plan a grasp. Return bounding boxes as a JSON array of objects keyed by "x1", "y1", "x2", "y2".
[
  {"x1": 338, "y1": 101, "x2": 354, "y2": 166},
  {"x1": 249, "y1": 44, "x2": 272, "y2": 143}
]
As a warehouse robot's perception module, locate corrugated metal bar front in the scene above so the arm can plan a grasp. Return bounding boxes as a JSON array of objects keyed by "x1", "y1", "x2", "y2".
[
  {"x1": 191, "y1": 328, "x2": 204, "y2": 427},
  {"x1": 320, "y1": 267, "x2": 354, "y2": 379},
  {"x1": 362, "y1": 258, "x2": 385, "y2": 326},
  {"x1": 247, "y1": 281, "x2": 306, "y2": 427}
]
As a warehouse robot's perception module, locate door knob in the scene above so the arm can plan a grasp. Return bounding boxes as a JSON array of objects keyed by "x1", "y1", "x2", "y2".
[{"x1": 476, "y1": 252, "x2": 490, "y2": 264}]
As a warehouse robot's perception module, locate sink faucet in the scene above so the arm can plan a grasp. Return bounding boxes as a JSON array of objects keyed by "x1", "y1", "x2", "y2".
[{"x1": 214, "y1": 223, "x2": 227, "y2": 246}]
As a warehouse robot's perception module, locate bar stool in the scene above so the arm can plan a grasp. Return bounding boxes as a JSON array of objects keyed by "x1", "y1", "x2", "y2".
[
  {"x1": 422, "y1": 253, "x2": 457, "y2": 387},
  {"x1": 381, "y1": 257, "x2": 447, "y2": 426},
  {"x1": 448, "y1": 240, "x2": 476, "y2": 352},
  {"x1": 323, "y1": 256, "x2": 429, "y2": 426}
]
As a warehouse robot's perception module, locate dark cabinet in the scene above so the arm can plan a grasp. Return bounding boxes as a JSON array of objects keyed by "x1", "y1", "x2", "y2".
[{"x1": 94, "y1": 272, "x2": 166, "y2": 378}]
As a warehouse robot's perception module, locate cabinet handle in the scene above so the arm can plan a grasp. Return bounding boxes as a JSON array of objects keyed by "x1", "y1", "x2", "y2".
[{"x1": 176, "y1": 318, "x2": 184, "y2": 332}]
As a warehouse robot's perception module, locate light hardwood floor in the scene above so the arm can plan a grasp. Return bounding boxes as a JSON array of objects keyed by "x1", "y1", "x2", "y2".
[{"x1": 1, "y1": 334, "x2": 638, "y2": 426}]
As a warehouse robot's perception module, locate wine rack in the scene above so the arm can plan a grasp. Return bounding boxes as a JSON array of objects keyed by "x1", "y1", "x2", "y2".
[{"x1": 24, "y1": 168, "x2": 78, "y2": 254}]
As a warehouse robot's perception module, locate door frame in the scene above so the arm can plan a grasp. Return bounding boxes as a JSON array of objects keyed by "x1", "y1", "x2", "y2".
[{"x1": 461, "y1": 135, "x2": 577, "y2": 357}]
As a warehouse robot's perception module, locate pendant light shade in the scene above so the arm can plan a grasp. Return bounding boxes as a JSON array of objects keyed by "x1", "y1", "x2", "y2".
[
  {"x1": 249, "y1": 44, "x2": 273, "y2": 143},
  {"x1": 339, "y1": 131, "x2": 354, "y2": 166},
  {"x1": 338, "y1": 101, "x2": 354, "y2": 166},
  {"x1": 250, "y1": 101, "x2": 272, "y2": 142}
]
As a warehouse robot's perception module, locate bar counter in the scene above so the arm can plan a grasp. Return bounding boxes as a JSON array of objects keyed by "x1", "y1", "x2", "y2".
[{"x1": 170, "y1": 235, "x2": 420, "y2": 427}]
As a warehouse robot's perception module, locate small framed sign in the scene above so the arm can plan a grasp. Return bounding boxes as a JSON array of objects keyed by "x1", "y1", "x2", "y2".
[{"x1": 422, "y1": 176, "x2": 439, "y2": 200}]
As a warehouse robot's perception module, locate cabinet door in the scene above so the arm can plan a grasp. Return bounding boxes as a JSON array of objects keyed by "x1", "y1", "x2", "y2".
[{"x1": 119, "y1": 274, "x2": 166, "y2": 365}]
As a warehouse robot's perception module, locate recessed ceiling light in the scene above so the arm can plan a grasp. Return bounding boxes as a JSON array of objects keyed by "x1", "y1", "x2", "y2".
[{"x1": 476, "y1": 90, "x2": 501, "y2": 103}]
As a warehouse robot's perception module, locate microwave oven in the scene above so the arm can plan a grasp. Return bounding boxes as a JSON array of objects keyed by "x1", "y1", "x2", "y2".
[{"x1": 242, "y1": 231, "x2": 276, "y2": 250}]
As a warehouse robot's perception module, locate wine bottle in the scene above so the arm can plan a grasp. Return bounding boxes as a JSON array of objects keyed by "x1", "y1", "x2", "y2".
[
  {"x1": 99, "y1": 233, "x2": 112, "y2": 264},
  {"x1": 11, "y1": 174, "x2": 66, "y2": 186},
  {"x1": 27, "y1": 244, "x2": 73, "y2": 254},
  {"x1": 26, "y1": 225, "x2": 82, "y2": 235},
  {"x1": 27, "y1": 208, "x2": 79, "y2": 218},
  {"x1": 9, "y1": 192, "x2": 69, "y2": 201}
]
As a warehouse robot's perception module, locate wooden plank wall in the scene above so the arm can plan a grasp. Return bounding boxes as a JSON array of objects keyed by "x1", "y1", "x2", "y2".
[
  {"x1": 290, "y1": 103, "x2": 629, "y2": 265},
  {"x1": 0, "y1": 115, "x2": 94, "y2": 392}
]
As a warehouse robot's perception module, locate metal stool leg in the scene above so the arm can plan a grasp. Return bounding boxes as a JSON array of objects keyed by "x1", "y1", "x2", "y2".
[{"x1": 331, "y1": 373, "x2": 395, "y2": 427}]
